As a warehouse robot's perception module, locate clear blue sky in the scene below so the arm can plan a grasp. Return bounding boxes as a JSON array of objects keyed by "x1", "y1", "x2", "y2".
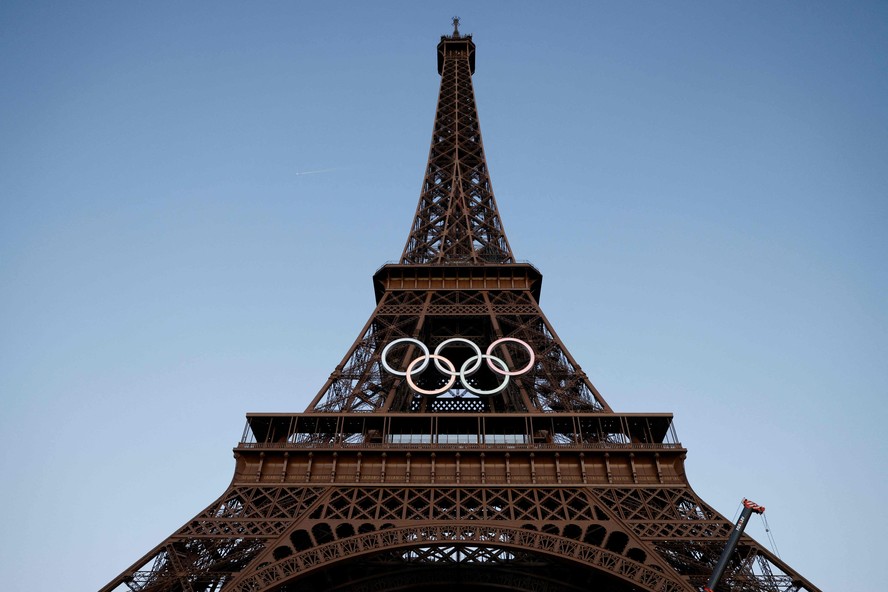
[{"x1": 1, "y1": 2, "x2": 885, "y2": 590}]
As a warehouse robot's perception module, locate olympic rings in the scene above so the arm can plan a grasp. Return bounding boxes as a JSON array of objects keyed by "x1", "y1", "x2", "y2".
[
  {"x1": 381, "y1": 338, "x2": 429, "y2": 376},
  {"x1": 486, "y1": 337, "x2": 535, "y2": 376},
  {"x1": 406, "y1": 354, "x2": 456, "y2": 396},
  {"x1": 460, "y1": 354, "x2": 509, "y2": 395},
  {"x1": 434, "y1": 338, "x2": 482, "y2": 375},
  {"x1": 380, "y1": 337, "x2": 535, "y2": 396}
]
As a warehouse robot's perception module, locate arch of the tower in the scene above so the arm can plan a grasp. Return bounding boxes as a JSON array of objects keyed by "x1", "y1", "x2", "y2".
[
  {"x1": 231, "y1": 523, "x2": 693, "y2": 592},
  {"x1": 269, "y1": 547, "x2": 644, "y2": 592}
]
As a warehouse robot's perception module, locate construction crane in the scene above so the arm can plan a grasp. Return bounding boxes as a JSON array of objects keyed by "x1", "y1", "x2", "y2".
[{"x1": 703, "y1": 498, "x2": 766, "y2": 592}]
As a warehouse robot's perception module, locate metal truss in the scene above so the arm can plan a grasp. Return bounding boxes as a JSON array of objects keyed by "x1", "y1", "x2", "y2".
[
  {"x1": 401, "y1": 30, "x2": 512, "y2": 265},
  {"x1": 307, "y1": 287, "x2": 610, "y2": 413},
  {"x1": 102, "y1": 481, "x2": 817, "y2": 592},
  {"x1": 102, "y1": 23, "x2": 822, "y2": 592}
]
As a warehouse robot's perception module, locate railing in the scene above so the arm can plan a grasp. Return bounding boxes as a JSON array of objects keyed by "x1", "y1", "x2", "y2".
[
  {"x1": 375, "y1": 259, "x2": 538, "y2": 273},
  {"x1": 232, "y1": 468, "x2": 687, "y2": 487},
  {"x1": 236, "y1": 440, "x2": 683, "y2": 451}
]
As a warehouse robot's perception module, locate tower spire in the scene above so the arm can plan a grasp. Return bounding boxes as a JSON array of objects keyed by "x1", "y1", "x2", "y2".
[{"x1": 401, "y1": 23, "x2": 514, "y2": 264}]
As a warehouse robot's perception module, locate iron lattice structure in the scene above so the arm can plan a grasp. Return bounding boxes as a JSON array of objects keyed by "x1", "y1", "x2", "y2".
[{"x1": 103, "y1": 22, "x2": 822, "y2": 592}]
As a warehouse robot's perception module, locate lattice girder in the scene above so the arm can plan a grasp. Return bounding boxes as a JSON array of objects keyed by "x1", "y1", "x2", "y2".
[
  {"x1": 104, "y1": 452, "x2": 819, "y2": 592},
  {"x1": 229, "y1": 523, "x2": 693, "y2": 592},
  {"x1": 307, "y1": 288, "x2": 610, "y2": 413},
  {"x1": 102, "y1": 486, "x2": 327, "y2": 592},
  {"x1": 401, "y1": 33, "x2": 512, "y2": 264}
]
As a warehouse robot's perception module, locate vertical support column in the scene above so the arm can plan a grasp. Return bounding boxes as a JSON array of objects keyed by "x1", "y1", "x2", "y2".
[
  {"x1": 255, "y1": 452, "x2": 265, "y2": 483},
  {"x1": 456, "y1": 452, "x2": 461, "y2": 484},
  {"x1": 483, "y1": 292, "x2": 534, "y2": 410},
  {"x1": 281, "y1": 452, "x2": 289, "y2": 483}
]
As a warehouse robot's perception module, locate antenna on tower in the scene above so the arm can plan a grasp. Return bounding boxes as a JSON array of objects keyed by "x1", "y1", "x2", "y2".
[{"x1": 452, "y1": 16, "x2": 460, "y2": 37}]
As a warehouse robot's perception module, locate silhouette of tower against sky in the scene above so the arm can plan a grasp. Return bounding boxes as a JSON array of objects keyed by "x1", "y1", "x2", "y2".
[{"x1": 103, "y1": 21, "x2": 822, "y2": 592}]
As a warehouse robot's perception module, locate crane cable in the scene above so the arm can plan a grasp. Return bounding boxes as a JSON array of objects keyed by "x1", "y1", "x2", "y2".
[
  {"x1": 731, "y1": 499, "x2": 782, "y2": 559},
  {"x1": 761, "y1": 512, "x2": 782, "y2": 559},
  {"x1": 731, "y1": 501, "x2": 742, "y2": 522}
]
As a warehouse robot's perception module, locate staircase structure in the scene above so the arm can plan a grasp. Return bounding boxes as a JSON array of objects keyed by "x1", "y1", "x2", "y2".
[{"x1": 102, "y1": 20, "x2": 822, "y2": 592}]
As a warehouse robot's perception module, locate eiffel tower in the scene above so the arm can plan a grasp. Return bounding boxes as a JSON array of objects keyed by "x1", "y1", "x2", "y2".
[{"x1": 103, "y1": 20, "x2": 822, "y2": 592}]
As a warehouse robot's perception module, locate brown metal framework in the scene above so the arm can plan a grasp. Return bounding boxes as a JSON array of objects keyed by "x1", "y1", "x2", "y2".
[
  {"x1": 102, "y1": 21, "x2": 822, "y2": 592},
  {"x1": 401, "y1": 24, "x2": 511, "y2": 265}
]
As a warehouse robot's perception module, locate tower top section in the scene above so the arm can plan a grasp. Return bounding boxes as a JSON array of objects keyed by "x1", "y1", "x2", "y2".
[
  {"x1": 402, "y1": 25, "x2": 512, "y2": 265},
  {"x1": 438, "y1": 17, "x2": 475, "y2": 74}
]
